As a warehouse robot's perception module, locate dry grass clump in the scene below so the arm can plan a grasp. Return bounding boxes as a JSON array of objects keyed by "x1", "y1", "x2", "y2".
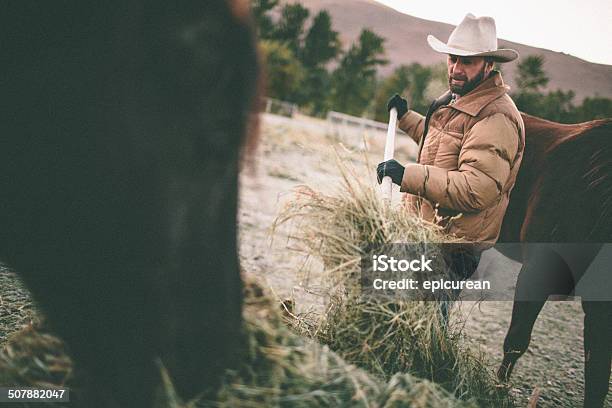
[
  {"x1": 0, "y1": 322, "x2": 72, "y2": 389},
  {"x1": 379, "y1": 373, "x2": 475, "y2": 408},
  {"x1": 0, "y1": 280, "x2": 470, "y2": 408},
  {"x1": 202, "y1": 281, "x2": 383, "y2": 407},
  {"x1": 316, "y1": 300, "x2": 510, "y2": 407},
  {"x1": 273, "y1": 164, "x2": 452, "y2": 295},
  {"x1": 274, "y1": 161, "x2": 512, "y2": 407},
  {"x1": 0, "y1": 265, "x2": 36, "y2": 346},
  {"x1": 203, "y1": 280, "x2": 473, "y2": 408}
]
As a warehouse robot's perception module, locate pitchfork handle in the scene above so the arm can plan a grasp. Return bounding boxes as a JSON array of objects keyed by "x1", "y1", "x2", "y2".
[{"x1": 382, "y1": 108, "x2": 398, "y2": 201}]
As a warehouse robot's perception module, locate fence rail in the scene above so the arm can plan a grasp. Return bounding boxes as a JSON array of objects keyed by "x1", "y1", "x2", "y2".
[
  {"x1": 264, "y1": 98, "x2": 298, "y2": 118},
  {"x1": 326, "y1": 111, "x2": 406, "y2": 135}
]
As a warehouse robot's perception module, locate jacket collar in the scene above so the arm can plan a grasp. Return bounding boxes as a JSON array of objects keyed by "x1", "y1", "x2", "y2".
[{"x1": 449, "y1": 71, "x2": 509, "y2": 117}]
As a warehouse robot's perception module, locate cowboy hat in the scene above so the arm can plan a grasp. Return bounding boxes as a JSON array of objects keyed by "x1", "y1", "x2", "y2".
[{"x1": 427, "y1": 13, "x2": 518, "y2": 62}]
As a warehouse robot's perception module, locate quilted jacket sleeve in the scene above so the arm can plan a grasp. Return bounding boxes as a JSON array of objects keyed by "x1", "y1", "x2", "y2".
[
  {"x1": 400, "y1": 113, "x2": 520, "y2": 213},
  {"x1": 398, "y1": 110, "x2": 426, "y2": 144}
]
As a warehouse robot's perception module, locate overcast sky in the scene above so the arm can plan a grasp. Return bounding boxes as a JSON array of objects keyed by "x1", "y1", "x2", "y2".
[{"x1": 373, "y1": 0, "x2": 612, "y2": 66}]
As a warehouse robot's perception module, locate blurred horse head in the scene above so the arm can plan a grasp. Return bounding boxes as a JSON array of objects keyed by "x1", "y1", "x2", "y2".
[{"x1": 1, "y1": 1, "x2": 260, "y2": 406}]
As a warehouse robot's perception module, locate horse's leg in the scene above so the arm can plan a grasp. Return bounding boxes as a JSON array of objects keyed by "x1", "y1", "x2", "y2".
[
  {"x1": 497, "y1": 300, "x2": 545, "y2": 382},
  {"x1": 582, "y1": 301, "x2": 612, "y2": 408},
  {"x1": 498, "y1": 247, "x2": 574, "y2": 382}
]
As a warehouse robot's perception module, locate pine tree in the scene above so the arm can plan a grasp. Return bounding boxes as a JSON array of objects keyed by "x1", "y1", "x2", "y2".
[
  {"x1": 271, "y1": 3, "x2": 310, "y2": 55},
  {"x1": 298, "y1": 11, "x2": 341, "y2": 114},
  {"x1": 251, "y1": 0, "x2": 278, "y2": 39},
  {"x1": 513, "y1": 55, "x2": 549, "y2": 116},
  {"x1": 259, "y1": 40, "x2": 306, "y2": 102},
  {"x1": 575, "y1": 97, "x2": 612, "y2": 121},
  {"x1": 372, "y1": 64, "x2": 433, "y2": 122},
  {"x1": 330, "y1": 29, "x2": 388, "y2": 116},
  {"x1": 301, "y1": 11, "x2": 340, "y2": 68},
  {"x1": 516, "y1": 55, "x2": 549, "y2": 93}
]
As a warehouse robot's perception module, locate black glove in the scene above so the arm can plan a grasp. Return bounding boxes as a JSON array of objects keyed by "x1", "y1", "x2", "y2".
[
  {"x1": 387, "y1": 94, "x2": 408, "y2": 119},
  {"x1": 377, "y1": 159, "x2": 405, "y2": 186}
]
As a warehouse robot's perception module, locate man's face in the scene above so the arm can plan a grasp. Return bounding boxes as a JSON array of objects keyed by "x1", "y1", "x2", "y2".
[{"x1": 447, "y1": 55, "x2": 493, "y2": 96}]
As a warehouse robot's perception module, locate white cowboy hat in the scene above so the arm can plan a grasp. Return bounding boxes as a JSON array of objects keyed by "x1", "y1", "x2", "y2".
[{"x1": 427, "y1": 13, "x2": 518, "y2": 62}]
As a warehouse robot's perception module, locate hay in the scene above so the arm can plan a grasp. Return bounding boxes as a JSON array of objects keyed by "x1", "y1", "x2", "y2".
[
  {"x1": 0, "y1": 280, "x2": 471, "y2": 408},
  {"x1": 0, "y1": 265, "x2": 36, "y2": 346},
  {"x1": 315, "y1": 300, "x2": 510, "y2": 407},
  {"x1": 203, "y1": 281, "x2": 473, "y2": 407},
  {"x1": 0, "y1": 323, "x2": 72, "y2": 389},
  {"x1": 274, "y1": 158, "x2": 512, "y2": 407},
  {"x1": 273, "y1": 162, "x2": 454, "y2": 296},
  {"x1": 379, "y1": 373, "x2": 475, "y2": 408},
  {"x1": 202, "y1": 280, "x2": 382, "y2": 407}
]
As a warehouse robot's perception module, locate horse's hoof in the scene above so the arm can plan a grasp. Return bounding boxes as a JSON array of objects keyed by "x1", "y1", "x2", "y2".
[{"x1": 496, "y1": 358, "x2": 516, "y2": 383}]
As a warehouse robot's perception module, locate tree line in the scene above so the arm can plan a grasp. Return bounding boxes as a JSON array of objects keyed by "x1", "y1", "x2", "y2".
[{"x1": 253, "y1": 0, "x2": 612, "y2": 123}]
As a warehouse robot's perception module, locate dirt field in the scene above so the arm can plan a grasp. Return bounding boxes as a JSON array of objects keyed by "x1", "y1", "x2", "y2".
[{"x1": 0, "y1": 113, "x2": 609, "y2": 406}]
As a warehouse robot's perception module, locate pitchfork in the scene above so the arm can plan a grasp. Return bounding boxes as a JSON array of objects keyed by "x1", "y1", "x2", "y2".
[{"x1": 381, "y1": 107, "x2": 398, "y2": 202}]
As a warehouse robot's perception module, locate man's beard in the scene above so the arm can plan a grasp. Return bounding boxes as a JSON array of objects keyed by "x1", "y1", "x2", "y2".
[{"x1": 448, "y1": 66, "x2": 487, "y2": 96}]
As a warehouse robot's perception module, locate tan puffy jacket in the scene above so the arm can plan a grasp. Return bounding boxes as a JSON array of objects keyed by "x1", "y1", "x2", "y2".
[{"x1": 398, "y1": 72, "x2": 525, "y2": 248}]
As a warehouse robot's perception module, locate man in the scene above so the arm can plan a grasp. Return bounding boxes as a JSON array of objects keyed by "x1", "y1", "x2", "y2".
[{"x1": 377, "y1": 14, "x2": 525, "y2": 284}]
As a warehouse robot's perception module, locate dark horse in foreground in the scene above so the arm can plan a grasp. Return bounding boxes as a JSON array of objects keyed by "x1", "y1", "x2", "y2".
[
  {"x1": 1, "y1": 1, "x2": 259, "y2": 407},
  {"x1": 497, "y1": 113, "x2": 612, "y2": 407}
]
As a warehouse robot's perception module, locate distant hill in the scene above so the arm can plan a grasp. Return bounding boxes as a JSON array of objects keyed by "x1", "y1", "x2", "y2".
[{"x1": 283, "y1": 0, "x2": 612, "y2": 102}]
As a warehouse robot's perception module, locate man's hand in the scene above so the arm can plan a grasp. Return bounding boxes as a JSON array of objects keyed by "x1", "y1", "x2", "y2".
[
  {"x1": 387, "y1": 94, "x2": 408, "y2": 119},
  {"x1": 377, "y1": 159, "x2": 405, "y2": 186}
]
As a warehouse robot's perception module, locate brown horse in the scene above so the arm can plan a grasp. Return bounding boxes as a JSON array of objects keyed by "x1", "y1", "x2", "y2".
[
  {"x1": 1, "y1": 1, "x2": 259, "y2": 407},
  {"x1": 497, "y1": 113, "x2": 612, "y2": 407}
]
